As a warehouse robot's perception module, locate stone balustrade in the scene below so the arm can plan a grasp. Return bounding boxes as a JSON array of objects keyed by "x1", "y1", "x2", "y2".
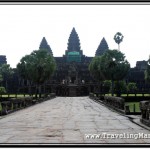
[
  {"x1": 140, "y1": 101, "x2": 150, "y2": 127},
  {"x1": 0, "y1": 93, "x2": 56, "y2": 116},
  {"x1": 104, "y1": 96, "x2": 125, "y2": 110}
]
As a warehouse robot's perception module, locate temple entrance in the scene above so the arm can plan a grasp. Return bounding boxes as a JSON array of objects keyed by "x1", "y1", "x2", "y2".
[{"x1": 71, "y1": 77, "x2": 76, "y2": 84}]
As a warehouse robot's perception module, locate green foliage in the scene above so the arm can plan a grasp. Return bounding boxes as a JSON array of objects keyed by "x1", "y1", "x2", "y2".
[
  {"x1": 103, "y1": 80, "x2": 111, "y2": 87},
  {"x1": 89, "y1": 56, "x2": 106, "y2": 82},
  {"x1": 0, "y1": 74, "x2": 3, "y2": 83},
  {"x1": 145, "y1": 58, "x2": 150, "y2": 82},
  {"x1": 89, "y1": 49, "x2": 130, "y2": 96},
  {"x1": 103, "y1": 80, "x2": 111, "y2": 92},
  {"x1": 0, "y1": 64, "x2": 14, "y2": 89},
  {"x1": 0, "y1": 87, "x2": 6, "y2": 94},
  {"x1": 100, "y1": 50, "x2": 130, "y2": 81},
  {"x1": 0, "y1": 64, "x2": 14, "y2": 77},
  {"x1": 112, "y1": 80, "x2": 127, "y2": 94},
  {"x1": 17, "y1": 49, "x2": 56, "y2": 98},
  {"x1": 17, "y1": 49, "x2": 56, "y2": 85},
  {"x1": 114, "y1": 32, "x2": 124, "y2": 45},
  {"x1": 101, "y1": 49, "x2": 130, "y2": 96},
  {"x1": 127, "y1": 82, "x2": 137, "y2": 92}
]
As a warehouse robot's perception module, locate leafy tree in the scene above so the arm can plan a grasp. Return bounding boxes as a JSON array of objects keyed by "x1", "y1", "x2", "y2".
[
  {"x1": 127, "y1": 82, "x2": 137, "y2": 92},
  {"x1": 114, "y1": 32, "x2": 124, "y2": 51},
  {"x1": 0, "y1": 87, "x2": 6, "y2": 95},
  {"x1": 111, "y1": 80, "x2": 127, "y2": 95},
  {"x1": 17, "y1": 49, "x2": 56, "y2": 98},
  {"x1": 89, "y1": 56, "x2": 106, "y2": 94},
  {"x1": 145, "y1": 57, "x2": 150, "y2": 82},
  {"x1": 89, "y1": 56, "x2": 106, "y2": 81},
  {"x1": 0, "y1": 74, "x2": 3, "y2": 86},
  {"x1": 103, "y1": 80, "x2": 111, "y2": 93},
  {"x1": 100, "y1": 49, "x2": 130, "y2": 96},
  {"x1": 0, "y1": 64, "x2": 14, "y2": 91}
]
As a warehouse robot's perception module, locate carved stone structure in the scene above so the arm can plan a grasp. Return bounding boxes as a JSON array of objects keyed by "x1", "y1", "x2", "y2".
[
  {"x1": 50, "y1": 28, "x2": 94, "y2": 96},
  {"x1": 140, "y1": 101, "x2": 150, "y2": 127},
  {"x1": 3, "y1": 27, "x2": 150, "y2": 96},
  {"x1": 95, "y1": 37, "x2": 109, "y2": 56},
  {"x1": 0, "y1": 55, "x2": 7, "y2": 65},
  {"x1": 126, "y1": 60, "x2": 150, "y2": 92}
]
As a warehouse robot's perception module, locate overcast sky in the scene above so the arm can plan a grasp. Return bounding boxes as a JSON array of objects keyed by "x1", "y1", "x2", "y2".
[{"x1": 0, "y1": 4, "x2": 150, "y2": 68}]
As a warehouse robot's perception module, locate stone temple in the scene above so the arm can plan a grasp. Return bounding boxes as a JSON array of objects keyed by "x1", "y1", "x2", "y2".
[
  {"x1": 38, "y1": 27, "x2": 109, "y2": 96},
  {"x1": 1, "y1": 27, "x2": 149, "y2": 96}
]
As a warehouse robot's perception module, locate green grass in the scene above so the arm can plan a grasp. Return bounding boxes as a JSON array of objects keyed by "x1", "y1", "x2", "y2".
[
  {"x1": 121, "y1": 94, "x2": 150, "y2": 96},
  {"x1": 101, "y1": 93, "x2": 150, "y2": 97},
  {"x1": 1, "y1": 94, "x2": 31, "y2": 98},
  {"x1": 125, "y1": 102, "x2": 140, "y2": 112}
]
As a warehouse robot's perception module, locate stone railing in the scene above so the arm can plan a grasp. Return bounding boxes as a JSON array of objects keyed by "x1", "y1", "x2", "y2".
[
  {"x1": 140, "y1": 101, "x2": 150, "y2": 127},
  {"x1": 0, "y1": 93, "x2": 56, "y2": 116},
  {"x1": 89, "y1": 93, "x2": 125, "y2": 114},
  {"x1": 104, "y1": 96, "x2": 125, "y2": 110}
]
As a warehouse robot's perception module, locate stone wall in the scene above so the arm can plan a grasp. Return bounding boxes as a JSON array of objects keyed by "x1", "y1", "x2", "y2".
[{"x1": 140, "y1": 101, "x2": 150, "y2": 127}]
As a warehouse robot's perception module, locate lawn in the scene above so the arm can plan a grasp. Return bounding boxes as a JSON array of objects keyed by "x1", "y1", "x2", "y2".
[
  {"x1": 125, "y1": 102, "x2": 141, "y2": 112},
  {"x1": 1, "y1": 94, "x2": 31, "y2": 98},
  {"x1": 104, "y1": 93, "x2": 150, "y2": 96}
]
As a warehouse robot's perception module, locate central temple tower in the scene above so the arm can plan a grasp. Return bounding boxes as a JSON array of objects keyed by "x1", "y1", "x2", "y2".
[{"x1": 65, "y1": 28, "x2": 83, "y2": 63}]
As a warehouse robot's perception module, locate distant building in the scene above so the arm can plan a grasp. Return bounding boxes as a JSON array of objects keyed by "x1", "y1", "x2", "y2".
[
  {"x1": 37, "y1": 28, "x2": 110, "y2": 96},
  {"x1": 0, "y1": 55, "x2": 7, "y2": 65},
  {"x1": 136, "y1": 60, "x2": 147, "y2": 71},
  {"x1": 12, "y1": 27, "x2": 150, "y2": 95},
  {"x1": 95, "y1": 37, "x2": 109, "y2": 56}
]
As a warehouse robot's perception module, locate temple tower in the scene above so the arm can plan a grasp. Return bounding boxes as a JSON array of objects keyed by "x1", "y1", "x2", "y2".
[
  {"x1": 67, "y1": 27, "x2": 81, "y2": 52},
  {"x1": 39, "y1": 37, "x2": 53, "y2": 56},
  {"x1": 65, "y1": 28, "x2": 83, "y2": 56},
  {"x1": 95, "y1": 37, "x2": 109, "y2": 56}
]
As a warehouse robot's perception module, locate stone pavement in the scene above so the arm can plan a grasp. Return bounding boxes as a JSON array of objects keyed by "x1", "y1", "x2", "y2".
[{"x1": 0, "y1": 96, "x2": 150, "y2": 144}]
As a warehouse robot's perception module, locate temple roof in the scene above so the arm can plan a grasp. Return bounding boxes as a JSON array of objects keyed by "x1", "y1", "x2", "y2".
[
  {"x1": 95, "y1": 37, "x2": 109, "y2": 56},
  {"x1": 39, "y1": 37, "x2": 53, "y2": 56},
  {"x1": 67, "y1": 28, "x2": 81, "y2": 52}
]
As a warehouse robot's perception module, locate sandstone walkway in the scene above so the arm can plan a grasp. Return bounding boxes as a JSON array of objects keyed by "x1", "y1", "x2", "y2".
[{"x1": 0, "y1": 97, "x2": 150, "y2": 144}]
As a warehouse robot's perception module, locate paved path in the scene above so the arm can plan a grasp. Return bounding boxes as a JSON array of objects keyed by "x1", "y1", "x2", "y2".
[{"x1": 0, "y1": 97, "x2": 150, "y2": 144}]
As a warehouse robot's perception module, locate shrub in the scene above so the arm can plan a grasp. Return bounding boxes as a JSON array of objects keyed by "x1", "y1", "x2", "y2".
[
  {"x1": 127, "y1": 82, "x2": 137, "y2": 92},
  {"x1": 0, "y1": 87, "x2": 6, "y2": 95},
  {"x1": 110, "y1": 80, "x2": 127, "y2": 96},
  {"x1": 103, "y1": 80, "x2": 111, "y2": 92}
]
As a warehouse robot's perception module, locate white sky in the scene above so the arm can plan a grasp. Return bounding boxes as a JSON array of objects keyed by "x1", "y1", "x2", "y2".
[{"x1": 0, "y1": 4, "x2": 150, "y2": 68}]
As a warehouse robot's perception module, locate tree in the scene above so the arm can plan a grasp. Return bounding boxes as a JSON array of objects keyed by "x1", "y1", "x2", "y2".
[
  {"x1": 100, "y1": 49, "x2": 130, "y2": 96},
  {"x1": 89, "y1": 56, "x2": 106, "y2": 95},
  {"x1": 0, "y1": 64, "x2": 14, "y2": 91},
  {"x1": 0, "y1": 87, "x2": 6, "y2": 96},
  {"x1": 112, "y1": 80, "x2": 127, "y2": 95},
  {"x1": 17, "y1": 49, "x2": 56, "y2": 98},
  {"x1": 114, "y1": 32, "x2": 124, "y2": 51},
  {"x1": 103, "y1": 80, "x2": 111, "y2": 93},
  {"x1": 0, "y1": 74, "x2": 3, "y2": 86},
  {"x1": 127, "y1": 82, "x2": 137, "y2": 93},
  {"x1": 89, "y1": 56, "x2": 106, "y2": 81},
  {"x1": 145, "y1": 57, "x2": 150, "y2": 82}
]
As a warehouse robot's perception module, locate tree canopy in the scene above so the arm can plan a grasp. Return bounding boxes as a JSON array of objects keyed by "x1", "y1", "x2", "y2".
[
  {"x1": 17, "y1": 49, "x2": 56, "y2": 97},
  {"x1": 144, "y1": 57, "x2": 150, "y2": 82},
  {"x1": 114, "y1": 32, "x2": 124, "y2": 50},
  {"x1": 89, "y1": 56, "x2": 106, "y2": 82},
  {"x1": 89, "y1": 49, "x2": 130, "y2": 96}
]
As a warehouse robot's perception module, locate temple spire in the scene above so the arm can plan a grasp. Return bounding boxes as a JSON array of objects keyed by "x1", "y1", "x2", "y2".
[
  {"x1": 67, "y1": 27, "x2": 81, "y2": 52},
  {"x1": 39, "y1": 37, "x2": 53, "y2": 56},
  {"x1": 95, "y1": 37, "x2": 109, "y2": 56}
]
